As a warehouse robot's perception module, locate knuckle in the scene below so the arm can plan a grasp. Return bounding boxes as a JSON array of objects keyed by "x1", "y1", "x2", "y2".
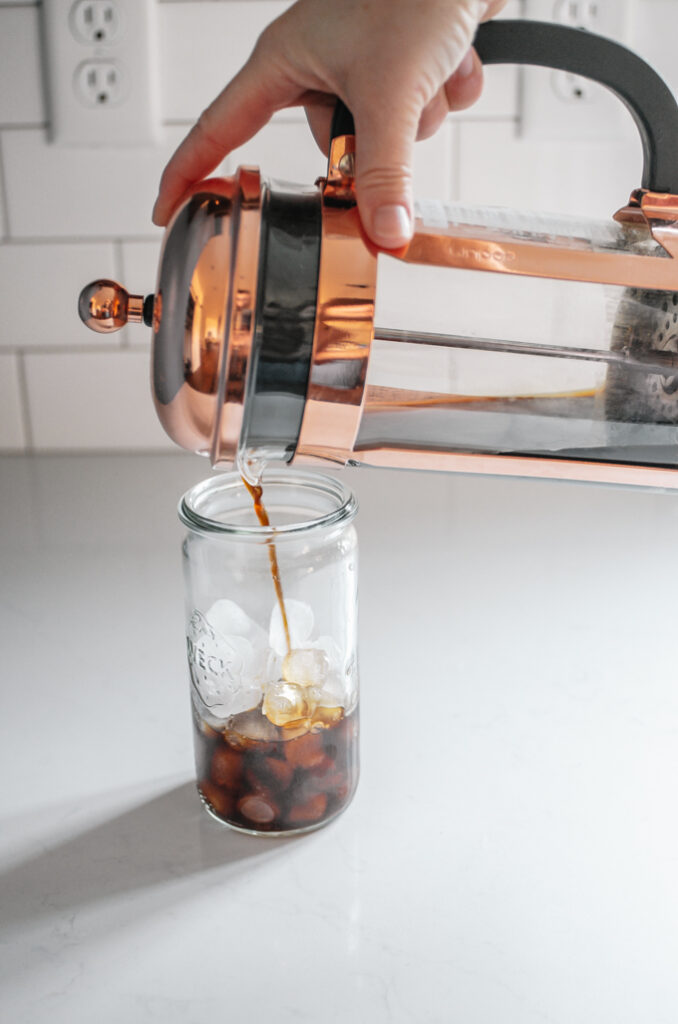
[
  {"x1": 357, "y1": 163, "x2": 413, "y2": 194},
  {"x1": 194, "y1": 108, "x2": 224, "y2": 153}
]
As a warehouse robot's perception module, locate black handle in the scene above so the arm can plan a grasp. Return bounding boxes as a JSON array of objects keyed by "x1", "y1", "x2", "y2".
[
  {"x1": 330, "y1": 19, "x2": 678, "y2": 195},
  {"x1": 330, "y1": 101, "x2": 355, "y2": 141},
  {"x1": 475, "y1": 20, "x2": 678, "y2": 194}
]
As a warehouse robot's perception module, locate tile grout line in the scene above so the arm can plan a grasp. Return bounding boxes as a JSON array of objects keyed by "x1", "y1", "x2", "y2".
[
  {"x1": 0, "y1": 234, "x2": 162, "y2": 246},
  {"x1": 15, "y1": 350, "x2": 34, "y2": 453},
  {"x1": 0, "y1": 343, "x2": 149, "y2": 355},
  {"x1": 0, "y1": 132, "x2": 13, "y2": 240}
]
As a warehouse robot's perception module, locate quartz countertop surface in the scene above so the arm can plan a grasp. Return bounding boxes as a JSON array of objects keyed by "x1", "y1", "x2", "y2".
[{"x1": 1, "y1": 454, "x2": 677, "y2": 1023}]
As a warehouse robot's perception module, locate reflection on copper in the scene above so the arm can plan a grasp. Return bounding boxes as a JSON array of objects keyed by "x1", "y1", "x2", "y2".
[
  {"x1": 78, "y1": 279, "x2": 144, "y2": 332},
  {"x1": 149, "y1": 170, "x2": 263, "y2": 461},
  {"x1": 127, "y1": 294, "x2": 144, "y2": 324},
  {"x1": 185, "y1": 235, "x2": 231, "y2": 396},
  {"x1": 212, "y1": 167, "x2": 262, "y2": 465},
  {"x1": 151, "y1": 177, "x2": 237, "y2": 455},
  {"x1": 152, "y1": 292, "x2": 162, "y2": 333},
  {"x1": 186, "y1": 339, "x2": 220, "y2": 395}
]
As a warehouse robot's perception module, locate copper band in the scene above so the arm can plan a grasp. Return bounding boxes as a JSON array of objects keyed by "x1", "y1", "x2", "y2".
[
  {"x1": 127, "y1": 294, "x2": 144, "y2": 324},
  {"x1": 294, "y1": 136, "x2": 377, "y2": 466},
  {"x1": 355, "y1": 444, "x2": 678, "y2": 489},
  {"x1": 403, "y1": 190, "x2": 678, "y2": 291}
]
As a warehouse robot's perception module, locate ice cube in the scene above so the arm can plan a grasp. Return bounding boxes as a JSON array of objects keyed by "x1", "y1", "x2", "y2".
[
  {"x1": 206, "y1": 599, "x2": 273, "y2": 683},
  {"x1": 269, "y1": 599, "x2": 314, "y2": 656},
  {"x1": 262, "y1": 680, "x2": 315, "y2": 727},
  {"x1": 310, "y1": 636, "x2": 343, "y2": 672},
  {"x1": 282, "y1": 647, "x2": 329, "y2": 688},
  {"x1": 187, "y1": 609, "x2": 263, "y2": 718},
  {"x1": 206, "y1": 599, "x2": 268, "y2": 646},
  {"x1": 309, "y1": 671, "x2": 347, "y2": 709},
  {"x1": 224, "y1": 707, "x2": 280, "y2": 749},
  {"x1": 265, "y1": 648, "x2": 283, "y2": 685}
]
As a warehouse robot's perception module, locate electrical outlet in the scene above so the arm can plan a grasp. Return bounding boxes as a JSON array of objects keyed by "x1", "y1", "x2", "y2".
[
  {"x1": 74, "y1": 61, "x2": 125, "y2": 107},
  {"x1": 70, "y1": 1, "x2": 121, "y2": 46},
  {"x1": 521, "y1": 0, "x2": 634, "y2": 141},
  {"x1": 41, "y1": 0, "x2": 160, "y2": 147}
]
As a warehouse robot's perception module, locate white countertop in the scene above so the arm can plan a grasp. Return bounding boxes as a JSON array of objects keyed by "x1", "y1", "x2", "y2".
[{"x1": 2, "y1": 454, "x2": 678, "y2": 1023}]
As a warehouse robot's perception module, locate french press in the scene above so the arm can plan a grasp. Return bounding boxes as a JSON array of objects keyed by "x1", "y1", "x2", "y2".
[{"x1": 79, "y1": 19, "x2": 678, "y2": 488}]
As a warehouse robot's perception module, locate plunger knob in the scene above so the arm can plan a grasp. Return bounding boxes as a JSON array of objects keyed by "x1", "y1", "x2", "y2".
[{"x1": 78, "y1": 279, "x2": 151, "y2": 333}]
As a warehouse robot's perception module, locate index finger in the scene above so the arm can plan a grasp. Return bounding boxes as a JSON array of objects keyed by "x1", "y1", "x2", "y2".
[{"x1": 152, "y1": 56, "x2": 298, "y2": 226}]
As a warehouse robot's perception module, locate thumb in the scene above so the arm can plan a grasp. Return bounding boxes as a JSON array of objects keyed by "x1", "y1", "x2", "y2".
[{"x1": 352, "y1": 104, "x2": 418, "y2": 250}]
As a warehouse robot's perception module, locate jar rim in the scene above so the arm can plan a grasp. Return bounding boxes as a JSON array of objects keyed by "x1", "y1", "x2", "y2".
[{"x1": 178, "y1": 469, "x2": 358, "y2": 537}]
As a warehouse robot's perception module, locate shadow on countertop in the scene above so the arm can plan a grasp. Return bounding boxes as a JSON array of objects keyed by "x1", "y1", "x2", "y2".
[{"x1": 0, "y1": 780, "x2": 298, "y2": 936}]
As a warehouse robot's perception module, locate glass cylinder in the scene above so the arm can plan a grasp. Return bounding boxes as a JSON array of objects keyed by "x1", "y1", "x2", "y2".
[
  {"x1": 178, "y1": 470, "x2": 359, "y2": 836},
  {"x1": 353, "y1": 208, "x2": 678, "y2": 472}
]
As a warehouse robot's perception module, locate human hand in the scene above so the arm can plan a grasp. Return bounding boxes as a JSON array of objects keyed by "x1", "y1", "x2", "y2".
[{"x1": 152, "y1": 0, "x2": 508, "y2": 248}]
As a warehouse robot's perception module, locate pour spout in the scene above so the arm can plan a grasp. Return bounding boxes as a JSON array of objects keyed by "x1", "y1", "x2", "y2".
[{"x1": 78, "y1": 279, "x2": 154, "y2": 333}]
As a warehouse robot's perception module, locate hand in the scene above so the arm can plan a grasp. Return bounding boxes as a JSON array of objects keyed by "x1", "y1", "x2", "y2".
[{"x1": 152, "y1": 0, "x2": 508, "y2": 248}]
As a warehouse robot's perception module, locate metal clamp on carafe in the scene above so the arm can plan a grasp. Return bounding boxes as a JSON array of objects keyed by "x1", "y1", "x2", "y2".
[{"x1": 79, "y1": 19, "x2": 678, "y2": 488}]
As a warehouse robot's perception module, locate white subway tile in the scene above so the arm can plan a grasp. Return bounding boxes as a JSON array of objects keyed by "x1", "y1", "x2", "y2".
[
  {"x1": 24, "y1": 350, "x2": 175, "y2": 450},
  {"x1": 160, "y1": 1, "x2": 292, "y2": 123},
  {"x1": 0, "y1": 242, "x2": 117, "y2": 349},
  {"x1": 2, "y1": 125, "x2": 198, "y2": 239},
  {"x1": 631, "y1": 0, "x2": 678, "y2": 101},
  {"x1": 120, "y1": 239, "x2": 161, "y2": 294},
  {"x1": 457, "y1": 120, "x2": 641, "y2": 219},
  {"x1": 0, "y1": 353, "x2": 26, "y2": 450},
  {"x1": 227, "y1": 120, "x2": 327, "y2": 185},
  {"x1": 451, "y1": 65, "x2": 518, "y2": 122},
  {"x1": 413, "y1": 122, "x2": 452, "y2": 201},
  {"x1": 455, "y1": 0, "x2": 521, "y2": 120},
  {"x1": 0, "y1": 6, "x2": 45, "y2": 126}
]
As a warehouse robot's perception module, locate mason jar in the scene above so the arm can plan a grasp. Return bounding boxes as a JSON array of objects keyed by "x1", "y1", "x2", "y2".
[{"x1": 178, "y1": 470, "x2": 359, "y2": 836}]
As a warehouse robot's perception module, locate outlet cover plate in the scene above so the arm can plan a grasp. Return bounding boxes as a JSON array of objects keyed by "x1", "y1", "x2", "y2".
[
  {"x1": 521, "y1": 0, "x2": 634, "y2": 142},
  {"x1": 41, "y1": 0, "x2": 160, "y2": 147}
]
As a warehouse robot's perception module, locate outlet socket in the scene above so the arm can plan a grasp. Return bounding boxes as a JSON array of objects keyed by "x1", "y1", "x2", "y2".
[
  {"x1": 70, "y1": 1, "x2": 121, "y2": 46},
  {"x1": 74, "y1": 60, "x2": 125, "y2": 107},
  {"x1": 42, "y1": 0, "x2": 160, "y2": 147},
  {"x1": 521, "y1": 0, "x2": 634, "y2": 142}
]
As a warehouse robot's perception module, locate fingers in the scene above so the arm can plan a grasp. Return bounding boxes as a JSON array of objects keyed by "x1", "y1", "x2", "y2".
[
  {"x1": 152, "y1": 42, "x2": 298, "y2": 226},
  {"x1": 350, "y1": 40, "x2": 482, "y2": 250},
  {"x1": 443, "y1": 46, "x2": 484, "y2": 112},
  {"x1": 304, "y1": 99, "x2": 337, "y2": 156},
  {"x1": 481, "y1": 0, "x2": 510, "y2": 21},
  {"x1": 351, "y1": 97, "x2": 420, "y2": 250}
]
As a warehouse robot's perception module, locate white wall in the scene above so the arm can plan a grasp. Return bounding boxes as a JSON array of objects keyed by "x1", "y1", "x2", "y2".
[{"x1": 0, "y1": 0, "x2": 675, "y2": 452}]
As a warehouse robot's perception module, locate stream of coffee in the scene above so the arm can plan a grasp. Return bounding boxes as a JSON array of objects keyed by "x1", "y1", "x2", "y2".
[{"x1": 241, "y1": 477, "x2": 291, "y2": 655}]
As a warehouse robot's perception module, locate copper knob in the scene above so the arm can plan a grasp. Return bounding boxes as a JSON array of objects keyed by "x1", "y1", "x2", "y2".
[{"x1": 78, "y1": 279, "x2": 150, "y2": 333}]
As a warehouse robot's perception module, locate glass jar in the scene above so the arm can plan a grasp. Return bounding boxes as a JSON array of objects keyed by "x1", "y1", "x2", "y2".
[{"x1": 178, "y1": 470, "x2": 359, "y2": 836}]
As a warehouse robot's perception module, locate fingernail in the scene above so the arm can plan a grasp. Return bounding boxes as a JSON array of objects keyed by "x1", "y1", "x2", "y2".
[
  {"x1": 372, "y1": 204, "x2": 412, "y2": 245},
  {"x1": 457, "y1": 49, "x2": 475, "y2": 79}
]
